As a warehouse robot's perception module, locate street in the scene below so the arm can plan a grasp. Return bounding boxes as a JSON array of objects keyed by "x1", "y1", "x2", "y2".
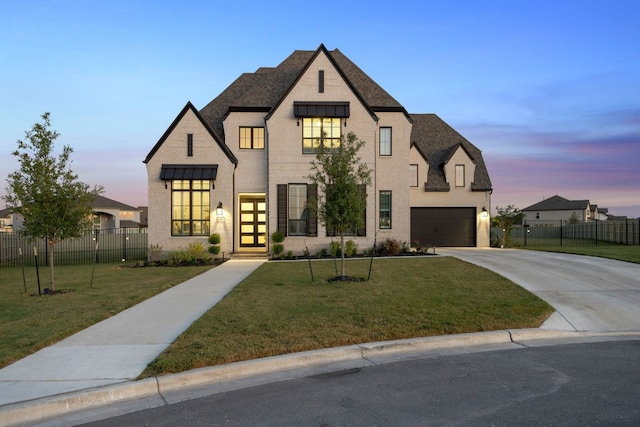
[{"x1": 82, "y1": 339, "x2": 640, "y2": 426}]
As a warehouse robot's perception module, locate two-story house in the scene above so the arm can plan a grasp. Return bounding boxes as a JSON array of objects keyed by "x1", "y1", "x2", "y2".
[{"x1": 144, "y1": 45, "x2": 492, "y2": 257}]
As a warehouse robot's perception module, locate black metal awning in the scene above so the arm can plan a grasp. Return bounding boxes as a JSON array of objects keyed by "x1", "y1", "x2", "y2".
[
  {"x1": 160, "y1": 164, "x2": 218, "y2": 180},
  {"x1": 294, "y1": 101, "x2": 350, "y2": 118}
]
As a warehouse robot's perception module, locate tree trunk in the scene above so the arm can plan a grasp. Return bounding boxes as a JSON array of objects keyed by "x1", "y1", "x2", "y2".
[
  {"x1": 48, "y1": 240, "x2": 56, "y2": 292},
  {"x1": 340, "y1": 233, "x2": 346, "y2": 279}
]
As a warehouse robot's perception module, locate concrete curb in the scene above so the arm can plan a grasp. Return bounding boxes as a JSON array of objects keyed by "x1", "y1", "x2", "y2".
[{"x1": 2, "y1": 329, "x2": 639, "y2": 426}]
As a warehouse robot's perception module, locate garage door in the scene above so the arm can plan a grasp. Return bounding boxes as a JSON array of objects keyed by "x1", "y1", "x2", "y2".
[{"x1": 411, "y1": 207, "x2": 476, "y2": 247}]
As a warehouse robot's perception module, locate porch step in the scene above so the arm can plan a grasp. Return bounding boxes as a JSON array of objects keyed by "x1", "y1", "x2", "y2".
[{"x1": 231, "y1": 252, "x2": 269, "y2": 260}]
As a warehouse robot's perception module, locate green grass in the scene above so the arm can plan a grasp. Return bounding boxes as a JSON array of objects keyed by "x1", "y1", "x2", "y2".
[
  {"x1": 0, "y1": 263, "x2": 215, "y2": 368},
  {"x1": 142, "y1": 257, "x2": 553, "y2": 376},
  {"x1": 523, "y1": 244, "x2": 640, "y2": 264}
]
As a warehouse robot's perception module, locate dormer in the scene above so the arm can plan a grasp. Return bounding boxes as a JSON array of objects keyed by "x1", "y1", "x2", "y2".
[{"x1": 443, "y1": 143, "x2": 476, "y2": 190}]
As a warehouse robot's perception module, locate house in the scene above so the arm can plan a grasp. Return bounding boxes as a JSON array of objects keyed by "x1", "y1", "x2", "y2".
[
  {"x1": 0, "y1": 207, "x2": 19, "y2": 233},
  {"x1": 92, "y1": 195, "x2": 143, "y2": 231},
  {"x1": 522, "y1": 195, "x2": 597, "y2": 224},
  {"x1": 1, "y1": 195, "x2": 143, "y2": 234},
  {"x1": 144, "y1": 45, "x2": 493, "y2": 257}
]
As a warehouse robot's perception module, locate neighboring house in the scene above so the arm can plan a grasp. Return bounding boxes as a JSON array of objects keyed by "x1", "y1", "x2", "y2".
[
  {"x1": 522, "y1": 195, "x2": 597, "y2": 224},
  {"x1": 92, "y1": 195, "x2": 142, "y2": 231},
  {"x1": 144, "y1": 44, "x2": 493, "y2": 257},
  {"x1": 2, "y1": 195, "x2": 143, "y2": 233},
  {"x1": 0, "y1": 207, "x2": 20, "y2": 233}
]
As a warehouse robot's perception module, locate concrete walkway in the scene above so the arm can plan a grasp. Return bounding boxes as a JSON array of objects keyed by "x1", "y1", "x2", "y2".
[{"x1": 0, "y1": 258, "x2": 265, "y2": 407}]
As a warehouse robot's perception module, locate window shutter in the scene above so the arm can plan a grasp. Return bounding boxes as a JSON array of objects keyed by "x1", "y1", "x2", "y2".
[
  {"x1": 307, "y1": 184, "x2": 318, "y2": 236},
  {"x1": 277, "y1": 184, "x2": 288, "y2": 235},
  {"x1": 357, "y1": 184, "x2": 367, "y2": 236}
]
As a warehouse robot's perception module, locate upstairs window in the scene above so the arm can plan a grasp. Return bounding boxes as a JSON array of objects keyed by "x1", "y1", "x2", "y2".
[
  {"x1": 455, "y1": 164, "x2": 465, "y2": 187},
  {"x1": 379, "y1": 127, "x2": 392, "y2": 156},
  {"x1": 302, "y1": 118, "x2": 341, "y2": 154},
  {"x1": 187, "y1": 134, "x2": 193, "y2": 157},
  {"x1": 240, "y1": 127, "x2": 265, "y2": 149},
  {"x1": 410, "y1": 164, "x2": 418, "y2": 187}
]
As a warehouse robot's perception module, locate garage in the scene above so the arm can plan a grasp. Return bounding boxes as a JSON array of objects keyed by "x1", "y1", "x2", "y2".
[{"x1": 411, "y1": 207, "x2": 476, "y2": 247}]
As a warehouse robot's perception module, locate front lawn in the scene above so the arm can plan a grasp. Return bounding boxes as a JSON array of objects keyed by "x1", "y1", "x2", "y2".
[{"x1": 143, "y1": 257, "x2": 553, "y2": 376}]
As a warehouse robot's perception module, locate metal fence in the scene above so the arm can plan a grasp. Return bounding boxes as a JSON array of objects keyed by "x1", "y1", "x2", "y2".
[
  {"x1": 0, "y1": 228, "x2": 148, "y2": 268},
  {"x1": 492, "y1": 219, "x2": 640, "y2": 247}
]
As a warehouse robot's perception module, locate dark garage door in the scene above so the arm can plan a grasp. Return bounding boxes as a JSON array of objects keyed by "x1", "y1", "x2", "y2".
[{"x1": 411, "y1": 207, "x2": 476, "y2": 247}]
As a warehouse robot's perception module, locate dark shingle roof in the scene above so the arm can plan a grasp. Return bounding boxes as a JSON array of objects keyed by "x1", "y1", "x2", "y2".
[
  {"x1": 522, "y1": 195, "x2": 589, "y2": 211},
  {"x1": 93, "y1": 195, "x2": 138, "y2": 211},
  {"x1": 199, "y1": 45, "x2": 409, "y2": 143},
  {"x1": 410, "y1": 114, "x2": 492, "y2": 192}
]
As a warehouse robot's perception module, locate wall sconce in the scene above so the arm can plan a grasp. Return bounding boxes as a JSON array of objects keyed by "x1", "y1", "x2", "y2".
[
  {"x1": 216, "y1": 202, "x2": 223, "y2": 216},
  {"x1": 481, "y1": 207, "x2": 488, "y2": 218}
]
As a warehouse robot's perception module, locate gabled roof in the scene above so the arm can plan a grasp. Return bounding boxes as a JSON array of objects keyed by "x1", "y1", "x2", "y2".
[
  {"x1": 93, "y1": 195, "x2": 138, "y2": 211},
  {"x1": 199, "y1": 44, "x2": 410, "y2": 143},
  {"x1": 144, "y1": 102, "x2": 238, "y2": 165},
  {"x1": 410, "y1": 114, "x2": 492, "y2": 192},
  {"x1": 522, "y1": 195, "x2": 590, "y2": 211},
  {"x1": 0, "y1": 207, "x2": 12, "y2": 217}
]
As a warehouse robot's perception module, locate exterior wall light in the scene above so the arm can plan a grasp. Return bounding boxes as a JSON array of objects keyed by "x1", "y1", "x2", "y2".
[
  {"x1": 481, "y1": 207, "x2": 488, "y2": 218},
  {"x1": 216, "y1": 202, "x2": 223, "y2": 216}
]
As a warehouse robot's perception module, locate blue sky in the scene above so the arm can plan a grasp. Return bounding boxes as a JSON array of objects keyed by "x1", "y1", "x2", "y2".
[{"x1": 1, "y1": 0, "x2": 639, "y2": 217}]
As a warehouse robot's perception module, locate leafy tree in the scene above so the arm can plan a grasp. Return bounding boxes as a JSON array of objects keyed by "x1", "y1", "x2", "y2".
[
  {"x1": 3, "y1": 113, "x2": 103, "y2": 291},
  {"x1": 493, "y1": 205, "x2": 522, "y2": 247},
  {"x1": 567, "y1": 211, "x2": 580, "y2": 224},
  {"x1": 308, "y1": 132, "x2": 372, "y2": 279}
]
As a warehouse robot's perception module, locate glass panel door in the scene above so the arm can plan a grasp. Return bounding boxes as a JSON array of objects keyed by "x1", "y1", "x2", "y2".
[{"x1": 239, "y1": 196, "x2": 266, "y2": 247}]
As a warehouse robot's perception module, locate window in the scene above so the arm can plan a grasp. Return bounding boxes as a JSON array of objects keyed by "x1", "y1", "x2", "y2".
[
  {"x1": 302, "y1": 118, "x2": 341, "y2": 154},
  {"x1": 410, "y1": 164, "x2": 418, "y2": 187},
  {"x1": 171, "y1": 180, "x2": 210, "y2": 236},
  {"x1": 379, "y1": 191, "x2": 392, "y2": 229},
  {"x1": 187, "y1": 134, "x2": 193, "y2": 157},
  {"x1": 455, "y1": 165, "x2": 465, "y2": 187},
  {"x1": 240, "y1": 127, "x2": 265, "y2": 149},
  {"x1": 288, "y1": 184, "x2": 308, "y2": 236},
  {"x1": 277, "y1": 184, "x2": 318, "y2": 237},
  {"x1": 380, "y1": 127, "x2": 392, "y2": 156}
]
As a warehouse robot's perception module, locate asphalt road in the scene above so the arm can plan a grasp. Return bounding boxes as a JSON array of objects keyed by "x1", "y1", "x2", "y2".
[
  {"x1": 82, "y1": 339, "x2": 640, "y2": 426},
  {"x1": 439, "y1": 248, "x2": 640, "y2": 332}
]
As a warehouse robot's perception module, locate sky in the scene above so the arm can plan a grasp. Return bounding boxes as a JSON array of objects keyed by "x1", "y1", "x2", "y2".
[{"x1": 1, "y1": 0, "x2": 639, "y2": 217}]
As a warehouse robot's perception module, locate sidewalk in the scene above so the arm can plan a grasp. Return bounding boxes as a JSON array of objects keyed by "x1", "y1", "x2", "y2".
[{"x1": 0, "y1": 258, "x2": 265, "y2": 407}]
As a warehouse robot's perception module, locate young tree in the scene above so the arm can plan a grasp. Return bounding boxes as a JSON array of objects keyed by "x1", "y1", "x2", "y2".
[
  {"x1": 308, "y1": 132, "x2": 372, "y2": 279},
  {"x1": 493, "y1": 205, "x2": 522, "y2": 247},
  {"x1": 3, "y1": 113, "x2": 103, "y2": 291}
]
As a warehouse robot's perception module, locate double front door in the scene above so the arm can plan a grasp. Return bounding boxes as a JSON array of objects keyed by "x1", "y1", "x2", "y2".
[{"x1": 239, "y1": 196, "x2": 266, "y2": 248}]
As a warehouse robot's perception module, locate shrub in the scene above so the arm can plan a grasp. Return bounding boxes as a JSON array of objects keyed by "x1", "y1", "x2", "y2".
[
  {"x1": 377, "y1": 238, "x2": 401, "y2": 256},
  {"x1": 329, "y1": 241, "x2": 341, "y2": 257},
  {"x1": 271, "y1": 230, "x2": 285, "y2": 243},
  {"x1": 208, "y1": 245, "x2": 221, "y2": 255},
  {"x1": 186, "y1": 242, "x2": 210, "y2": 261},
  {"x1": 168, "y1": 250, "x2": 191, "y2": 266},
  {"x1": 345, "y1": 240, "x2": 357, "y2": 257},
  {"x1": 272, "y1": 244, "x2": 284, "y2": 257},
  {"x1": 208, "y1": 233, "x2": 221, "y2": 245},
  {"x1": 271, "y1": 231, "x2": 286, "y2": 258}
]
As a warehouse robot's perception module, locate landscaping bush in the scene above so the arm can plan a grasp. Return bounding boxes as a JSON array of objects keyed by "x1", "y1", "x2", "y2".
[
  {"x1": 271, "y1": 231, "x2": 286, "y2": 258},
  {"x1": 345, "y1": 240, "x2": 357, "y2": 257},
  {"x1": 208, "y1": 233, "x2": 221, "y2": 257},
  {"x1": 377, "y1": 238, "x2": 401, "y2": 256}
]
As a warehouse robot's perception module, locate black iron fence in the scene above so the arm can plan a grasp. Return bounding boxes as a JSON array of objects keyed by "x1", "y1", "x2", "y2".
[
  {"x1": 492, "y1": 219, "x2": 640, "y2": 247},
  {"x1": 0, "y1": 228, "x2": 148, "y2": 268}
]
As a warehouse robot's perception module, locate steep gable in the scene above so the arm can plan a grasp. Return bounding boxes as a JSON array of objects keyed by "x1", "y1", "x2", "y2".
[
  {"x1": 144, "y1": 102, "x2": 237, "y2": 165},
  {"x1": 410, "y1": 114, "x2": 492, "y2": 191}
]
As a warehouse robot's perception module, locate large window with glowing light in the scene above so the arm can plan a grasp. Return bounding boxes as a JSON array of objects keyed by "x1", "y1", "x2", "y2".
[
  {"x1": 171, "y1": 180, "x2": 210, "y2": 236},
  {"x1": 302, "y1": 118, "x2": 341, "y2": 154}
]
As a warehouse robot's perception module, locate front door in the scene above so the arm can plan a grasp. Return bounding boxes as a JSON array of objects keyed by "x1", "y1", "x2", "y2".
[{"x1": 239, "y1": 196, "x2": 266, "y2": 248}]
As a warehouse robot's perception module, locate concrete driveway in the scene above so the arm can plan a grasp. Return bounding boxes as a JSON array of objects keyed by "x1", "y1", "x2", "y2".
[{"x1": 439, "y1": 248, "x2": 640, "y2": 332}]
